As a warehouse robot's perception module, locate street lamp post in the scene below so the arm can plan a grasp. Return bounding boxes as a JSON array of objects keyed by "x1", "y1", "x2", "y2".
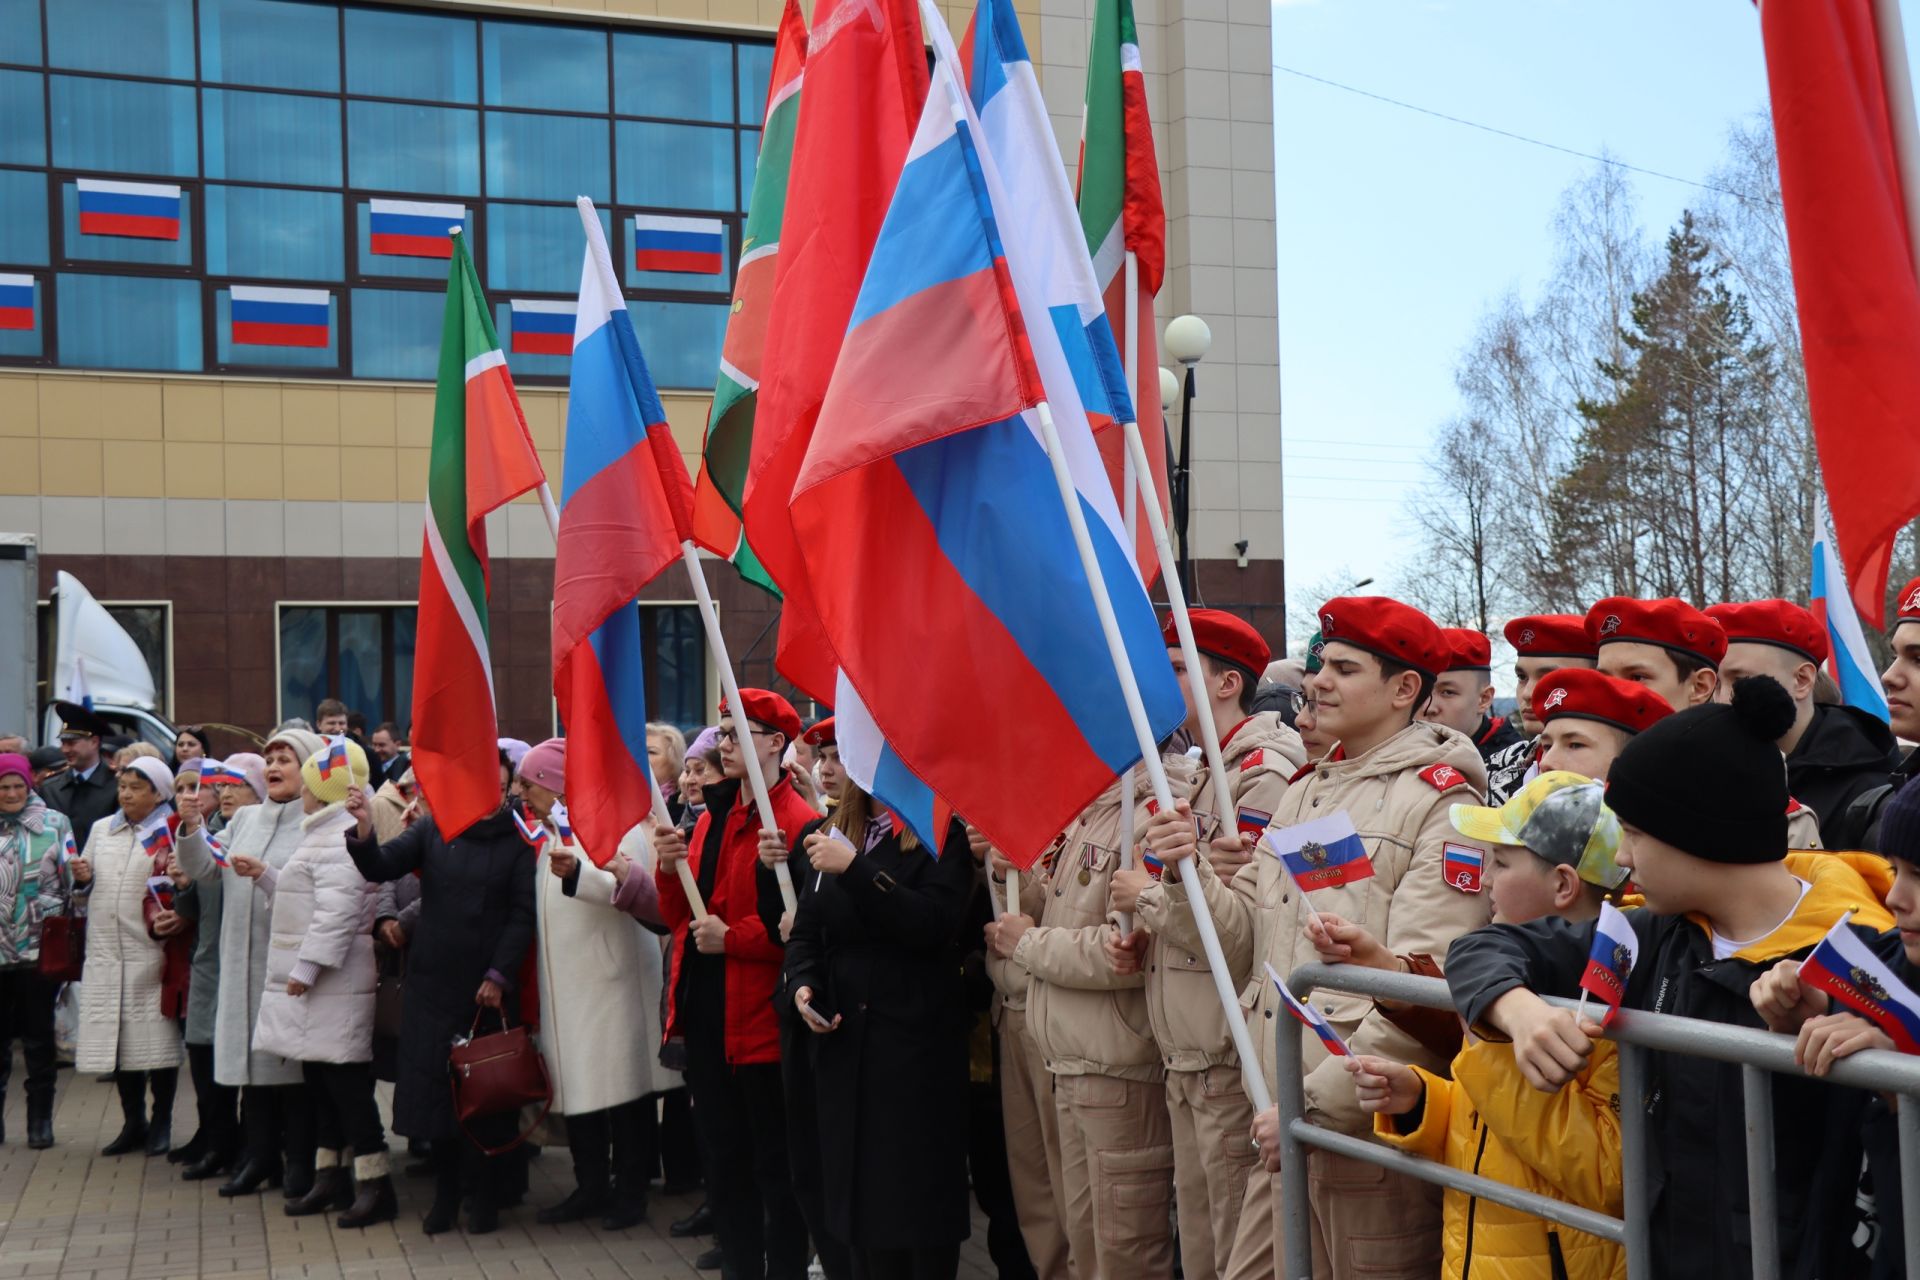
[{"x1": 1163, "y1": 315, "x2": 1212, "y2": 599}]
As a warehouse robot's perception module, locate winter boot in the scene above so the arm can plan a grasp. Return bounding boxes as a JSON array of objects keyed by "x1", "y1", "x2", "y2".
[
  {"x1": 285, "y1": 1150, "x2": 353, "y2": 1216},
  {"x1": 421, "y1": 1145, "x2": 464, "y2": 1235},
  {"x1": 100, "y1": 1074, "x2": 147, "y2": 1156},
  {"x1": 26, "y1": 1095, "x2": 53, "y2": 1150},
  {"x1": 337, "y1": 1152, "x2": 399, "y2": 1229}
]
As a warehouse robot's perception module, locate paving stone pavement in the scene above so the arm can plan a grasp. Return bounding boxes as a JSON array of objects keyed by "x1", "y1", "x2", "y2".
[{"x1": 0, "y1": 1058, "x2": 1000, "y2": 1280}]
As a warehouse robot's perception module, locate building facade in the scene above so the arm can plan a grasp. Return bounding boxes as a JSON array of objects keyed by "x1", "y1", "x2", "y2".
[{"x1": 0, "y1": 0, "x2": 1279, "y2": 741}]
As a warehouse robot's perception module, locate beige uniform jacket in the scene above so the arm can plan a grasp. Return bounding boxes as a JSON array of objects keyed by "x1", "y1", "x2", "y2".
[
  {"x1": 1144, "y1": 714, "x2": 1307, "y2": 1073},
  {"x1": 1013, "y1": 772, "x2": 1162, "y2": 1083},
  {"x1": 987, "y1": 849, "x2": 1053, "y2": 1018},
  {"x1": 1143, "y1": 721, "x2": 1492, "y2": 1134}
]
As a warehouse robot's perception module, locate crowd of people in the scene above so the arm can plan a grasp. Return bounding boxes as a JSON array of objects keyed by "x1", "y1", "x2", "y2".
[{"x1": 1, "y1": 587, "x2": 1918, "y2": 1280}]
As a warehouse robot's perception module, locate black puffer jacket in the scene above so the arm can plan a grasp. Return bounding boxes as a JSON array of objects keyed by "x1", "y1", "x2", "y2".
[{"x1": 1786, "y1": 704, "x2": 1899, "y2": 848}]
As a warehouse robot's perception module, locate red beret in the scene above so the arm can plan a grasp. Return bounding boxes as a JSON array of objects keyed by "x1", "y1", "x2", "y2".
[
  {"x1": 1440, "y1": 628, "x2": 1492, "y2": 672},
  {"x1": 1896, "y1": 577, "x2": 1920, "y2": 623},
  {"x1": 1316, "y1": 596, "x2": 1449, "y2": 678},
  {"x1": 1585, "y1": 597, "x2": 1727, "y2": 667},
  {"x1": 1504, "y1": 614, "x2": 1597, "y2": 659},
  {"x1": 1164, "y1": 608, "x2": 1270, "y2": 674},
  {"x1": 1705, "y1": 600, "x2": 1829, "y2": 665},
  {"x1": 801, "y1": 717, "x2": 836, "y2": 746},
  {"x1": 719, "y1": 688, "x2": 802, "y2": 743},
  {"x1": 1533, "y1": 668, "x2": 1673, "y2": 735}
]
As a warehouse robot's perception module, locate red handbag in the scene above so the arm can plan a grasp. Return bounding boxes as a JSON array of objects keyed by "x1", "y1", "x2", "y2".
[
  {"x1": 448, "y1": 1008, "x2": 551, "y2": 1156},
  {"x1": 37, "y1": 915, "x2": 85, "y2": 983}
]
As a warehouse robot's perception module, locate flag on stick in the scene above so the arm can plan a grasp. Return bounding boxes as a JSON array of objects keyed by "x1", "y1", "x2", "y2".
[
  {"x1": 1577, "y1": 900, "x2": 1638, "y2": 1026},
  {"x1": 1812, "y1": 493, "x2": 1892, "y2": 721},
  {"x1": 1798, "y1": 912, "x2": 1920, "y2": 1053},
  {"x1": 1266, "y1": 962, "x2": 1352, "y2": 1057},
  {"x1": 1264, "y1": 812, "x2": 1375, "y2": 892}
]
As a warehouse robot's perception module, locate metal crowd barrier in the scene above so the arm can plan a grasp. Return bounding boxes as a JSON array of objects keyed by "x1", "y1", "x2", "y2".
[{"x1": 1272, "y1": 962, "x2": 1920, "y2": 1280}]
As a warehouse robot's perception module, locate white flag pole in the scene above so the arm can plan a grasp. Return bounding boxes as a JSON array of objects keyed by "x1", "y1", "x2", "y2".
[
  {"x1": 1006, "y1": 866, "x2": 1021, "y2": 920},
  {"x1": 1871, "y1": 0, "x2": 1920, "y2": 284},
  {"x1": 1116, "y1": 248, "x2": 1140, "y2": 935}
]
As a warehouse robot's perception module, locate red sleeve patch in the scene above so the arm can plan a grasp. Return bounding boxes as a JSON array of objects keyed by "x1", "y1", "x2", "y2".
[
  {"x1": 1240, "y1": 748, "x2": 1265, "y2": 772},
  {"x1": 1420, "y1": 763, "x2": 1470, "y2": 792},
  {"x1": 1786, "y1": 797, "x2": 1805, "y2": 815}
]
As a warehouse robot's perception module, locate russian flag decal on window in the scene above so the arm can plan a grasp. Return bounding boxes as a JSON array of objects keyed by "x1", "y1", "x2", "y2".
[
  {"x1": 633, "y1": 214, "x2": 725, "y2": 275},
  {"x1": 76, "y1": 179, "x2": 182, "y2": 240},
  {"x1": 368, "y1": 199, "x2": 464, "y2": 259},
  {"x1": 509, "y1": 300, "x2": 574, "y2": 356},
  {"x1": 0, "y1": 274, "x2": 33, "y2": 330},
  {"x1": 230, "y1": 286, "x2": 331, "y2": 348}
]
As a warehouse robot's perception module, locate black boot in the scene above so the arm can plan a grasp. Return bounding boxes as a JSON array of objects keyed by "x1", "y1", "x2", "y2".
[
  {"x1": 217, "y1": 1157, "x2": 284, "y2": 1197},
  {"x1": 537, "y1": 1185, "x2": 610, "y2": 1225},
  {"x1": 168, "y1": 1131, "x2": 205, "y2": 1165},
  {"x1": 604, "y1": 1100, "x2": 647, "y2": 1230},
  {"x1": 338, "y1": 1153, "x2": 398, "y2": 1229},
  {"x1": 422, "y1": 1147, "x2": 463, "y2": 1235},
  {"x1": 101, "y1": 1074, "x2": 147, "y2": 1156},
  {"x1": 285, "y1": 1156, "x2": 354, "y2": 1217},
  {"x1": 26, "y1": 1097, "x2": 53, "y2": 1150},
  {"x1": 602, "y1": 1185, "x2": 648, "y2": 1232},
  {"x1": 695, "y1": 1245, "x2": 724, "y2": 1271},
  {"x1": 283, "y1": 1162, "x2": 314, "y2": 1201},
  {"x1": 466, "y1": 1153, "x2": 500, "y2": 1235},
  {"x1": 144, "y1": 1068, "x2": 176, "y2": 1157},
  {"x1": 672, "y1": 1201, "x2": 714, "y2": 1237},
  {"x1": 182, "y1": 1145, "x2": 233, "y2": 1180}
]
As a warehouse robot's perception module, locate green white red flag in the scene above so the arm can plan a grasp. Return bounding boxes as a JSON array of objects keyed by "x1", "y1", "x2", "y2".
[
  {"x1": 411, "y1": 232, "x2": 547, "y2": 838},
  {"x1": 692, "y1": 0, "x2": 807, "y2": 596}
]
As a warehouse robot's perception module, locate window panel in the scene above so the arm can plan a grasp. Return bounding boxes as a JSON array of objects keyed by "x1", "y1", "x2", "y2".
[
  {"x1": 645, "y1": 605, "x2": 706, "y2": 731},
  {"x1": 61, "y1": 181, "x2": 194, "y2": 268},
  {"x1": 627, "y1": 298, "x2": 727, "y2": 390},
  {"x1": 203, "y1": 89, "x2": 343, "y2": 187},
  {"x1": 336, "y1": 612, "x2": 384, "y2": 718},
  {"x1": 0, "y1": 170, "x2": 49, "y2": 266},
  {"x1": 738, "y1": 42, "x2": 775, "y2": 124},
  {"x1": 481, "y1": 20, "x2": 606, "y2": 113},
  {"x1": 206, "y1": 186, "x2": 343, "y2": 280},
  {"x1": 354, "y1": 199, "x2": 471, "y2": 281},
  {"x1": 278, "y1": 607, "x2": 327, "y2": 728},
  {"x1": 50, "y1": 76, "x2": 198, "y2": 177},
  {"x1": 345, "y1": 7, "x2": 477, "y2": 103},
  {"x1": 486, "y1": 202, "x2": 609, "y2": 294},
  {"x1": 348, "y1": 102, "x2": 480, "y2": 198},
  {"x1": 622, "y1": 213, "x2": 734, "y2": 293},
  {"x1": 0, "y1": 274, "x2": 43, "y2": 359},
  {"x1": 614, "y1": 32, "x2": 731, "y2": 123},
  {"x1": 740, "y1": 130, "x2": 758, "y2": 213},
  {"x1": 616, "y1": 121, "x2": 732, "y2": 212},
  {"x1": 200, "y1": 0, "x2": 339, "y2": 92},
  {"x1": 351, "y1": 287, "x2": 442, "y2": 380},
  {"x1": 485, "y1": 112, "x2": 609, "y2": 202},
  {"x1": 47, "y1": 0, "x2": 194, "y2": 79},
  {"x1": 0, "y1": 0, "x2": 40, "y2": 65},
  {"x1": 57, "y1": 273, "x2": 201, "y2": 371},
  {"x1": 0, "y1": 72, "x2": 44, "y2": 167}
]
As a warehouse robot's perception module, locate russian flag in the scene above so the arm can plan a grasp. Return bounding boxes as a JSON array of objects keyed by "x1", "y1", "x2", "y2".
[
  {"x1": 1812, "y1": 494, "x2": 1891, "y2": 722},
  {"x1": 369, "y1": 198, "x2": 464, "y2": 259},
  {"x1": 550, "y1": 800, "x2": 574, "y2": 845},
  {"x1": 140, "y1": 814, "x2": 178, "y2": 859},
  {"x1": 634, "y1": 214, "x2": 726, "y2": 275},
  {"x1": 147, "y1": 874, "x2": 176, "y2": 911},
  {"x1": 510, "y1": 300, "x2": 575, "y2": 356},
  {"x1": 1579, "y1": 900, "x2": 1639, "y2": 1026},
  {"x1": 1798, "y1": 912, "x2": 1920, "y2": 1053},
  {"x1": 796, "y1": 37, "x2": 1183, "y2": 866},
  {"x1": 206, "y1": 829, "x2": 230, "y2": 868},
  {"x1": 76, "y1": 179, "x2": 181, "y2": 240},
  {"x1": 0, "y1": 274, "x2": 33, "y2": 331},
  {"x1": 231, "y1": 285, "x2": 331, "y2": 348},
  {"x1": 1267, "y1": 962, "x2": 1352, "y2": 1057},
  {"x1": 511, "y1": 802, "x2": 549, "y2": 851},
  {"x1": 319, "y1": 735, "x2": 350, "y2": 780},
  {"x1": 61, "y1": 831, "x2": 78, "y2": 866},
  {"x1": 1265, "y1": 811, "x2": 1375, "y2": 892},
  {"x1": 553, "y1": 199, "x2": 698, "y2": 867}
]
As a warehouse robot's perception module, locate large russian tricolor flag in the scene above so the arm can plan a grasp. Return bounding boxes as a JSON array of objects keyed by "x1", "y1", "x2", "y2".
[
  {"x1": 0, "y1": 274, "x2": 33, "y2": 330},
  {"x1": 553, "y1": 199, "x2": 698, "y2": 867},
  {"x1": 369, "y1": 199, "x2": 464, "y2": 259},
  {"x1": 510, "y1": 300, "x2": 574, "y2": 356},
  {"x1": 634, "y1": 215, "x2": 725, "y2": 275},
  {"x1": 76, "y1": 179, "x2": 181, "y2": 240},
  {"x1": 795, "y1": 30, "x2": 1183, "y2": 866},
  {"x1": 230, "y1": 286, "x2": 331, "y2": 348}
]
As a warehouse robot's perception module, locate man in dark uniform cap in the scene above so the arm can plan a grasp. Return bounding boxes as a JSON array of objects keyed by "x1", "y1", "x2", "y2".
[{"x1": 40, "y1": 701, "x2": 117, "y2": 842}]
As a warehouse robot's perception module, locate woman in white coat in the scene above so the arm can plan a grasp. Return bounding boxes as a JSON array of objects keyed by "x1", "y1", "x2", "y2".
[
  {"x1": 237, "y1": 738, "x2": 395, "y2": 1229},
  {"x1": 175, "y1": 726, "x2": 323, "y2": 1199},
  {"x1": 517, "y1": 739, "x2": 670, "y2": 1231},
  {"x1": 70, "y1": 756, "x2": 186, "y2": 1157}
]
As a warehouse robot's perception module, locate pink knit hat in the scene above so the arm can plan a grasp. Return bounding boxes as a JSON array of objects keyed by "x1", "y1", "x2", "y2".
[
  {"x1": 0, "y1": 753, "x2": 29, "y2": 784},
  {"x1": 517, "y1": 737, "x2": 566, "y2": 793}
]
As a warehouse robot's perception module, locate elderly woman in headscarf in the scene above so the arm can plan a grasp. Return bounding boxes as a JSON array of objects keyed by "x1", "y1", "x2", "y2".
[
  {"x1": 69, "y1": 755, "x2": 188, "y2": 1156},
  {"x1": 0, "y1": 751, "x2": 75, "y2": 1149}
]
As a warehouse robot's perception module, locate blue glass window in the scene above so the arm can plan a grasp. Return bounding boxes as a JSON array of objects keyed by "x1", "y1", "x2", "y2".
[
  {"x1": 614, "y1": 33, "x2": 731, "y2": 123},
  {"x1": 354, "y1": 199, "x2": 472, "y2": 281},
  {"x1": 345, "y1": 7, "x2": 477, "y2": 103},
  {"x1": 50, "y1": 76, "x2": 198, "y2": 177},
  {"x1": 0, "y1": 72, "x2": 44, "y2": 167},
  {"x1": 351, "y1": 288, "x2": 443, "y2": 380},
  {"x1": 739, "y1": 42, "x2": 774, "y2": 123},
  {"x1": 481, "y1": 20, "x2": 606, "y2": 113},
  {"x1": 628, "y1": 298, "x2": 727, "y2": 390},
  {"x1": 200, "y1": 0, "x2": 339, "y2": 92},
  {"x1": 740, "y1": 130, "x2": 759, "y2": 212},
  {"x1": 0, "y1": 274, "x2": 41, "y2": 358},
  {"x1": 494, "y1": 301, "x2": 571, "y2": 383},
  {"x1": 206, "y1": 187, "x2": 343, "y2": 280},
  {"x1": 0, "y1": 171, "x2": 48, "y2": 266},
  {"x1": 47, "y1": 0, "x2": 195, "y2": 79},
  {"x1": 214, "y1": 285, "x2": 338, "y2": 369},
  {"x1": 57, "y1": 274, "x2": 201, "y2": 371},
  {"x1": 623, "y1": 214, "x2": 734, "y2": 293},
  {"x1": 486, "y1": 202, "x2": 609, "y2": 294},
  {"x1": 347, "y1": 102, "x2": 480, "y2": 198},
  {"x1": 0, "y1": 0, "x2": 40, "y2": 65},
  {"x1": 486, "y1": 113, "x2": 609, "y2": 202},
  {"x1": 203, "y1": 89, "x2": 343, "y2": 187},
  {"x1": 61, "y1": 181, "x2": 194, "y2": 269},
  {"x1": 617, "y1": 122, "x2": 733, "y2": 211}
]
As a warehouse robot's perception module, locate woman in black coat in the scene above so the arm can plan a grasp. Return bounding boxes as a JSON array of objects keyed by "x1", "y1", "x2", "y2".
[
  {"x1": 343, "y1": 759, "x2": 535, "y2": 1238},
  {"x1": 783, "y1": 783, "x2": 976, "y2": 1280}
]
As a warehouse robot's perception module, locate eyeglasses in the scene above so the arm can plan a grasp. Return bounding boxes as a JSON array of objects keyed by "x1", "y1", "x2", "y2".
[
  {"x1": 1289, "y1": 691, "x2": 1319, "y2": 715},
  {"x1": 713, "y1": 727, "x2": 773, "y2": 744}
]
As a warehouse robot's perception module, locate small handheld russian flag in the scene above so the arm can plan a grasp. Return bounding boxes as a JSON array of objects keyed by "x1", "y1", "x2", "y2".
[
  {"x1": 140, "y1": 814, "x2": 177, "y2": 859},
  {"x1": 206, "y1": 829, "x2": 230, "y2": 869},
  {"x1": 1578, "y1": 900, "x2": 1638, "y2": 1026},
  {"x1": 147, "y1": 874, "x2": 176, "y2": 911},
  {"x1": 1264, "y1": 812, "x2": 1374, "y2": 893},
  {"x1": 319, "y1": 735, "x2": 350, "y2": 781},
  {"x1": 511, "y1": 803, "x2": 549, "y2": 851},
  {"x1": 60, "y1": 830, "x2": 78, "y2": 866},
  {"x1": 1266, "y1": 962, "x2": 1351, "y2": 1057},
  {"x1": 550, "y1": 801, "x2": 573, "y2": 845},
  {"x1": 1798, "y1": 912, "x2": 1920, "y2": 1053}
]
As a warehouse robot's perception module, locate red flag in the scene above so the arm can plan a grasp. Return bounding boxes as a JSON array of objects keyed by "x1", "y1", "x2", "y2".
[
  {"x1": 1758, "y1": 0, "x2": 1920, "y2": 624},
  {"x1": 740, "y1": 0, "x2": 929, "y2": 702}
]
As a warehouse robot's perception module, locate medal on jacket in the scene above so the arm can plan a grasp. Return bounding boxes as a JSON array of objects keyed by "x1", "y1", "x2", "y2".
[{"x1": 1079, "y1": 842, "x2": 1096, "y2": 886}]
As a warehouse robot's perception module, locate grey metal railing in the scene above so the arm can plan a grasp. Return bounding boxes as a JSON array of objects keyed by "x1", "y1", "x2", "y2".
[{"x1": 1273, "y1": 962, "x2": 1920, "y2": 1280}]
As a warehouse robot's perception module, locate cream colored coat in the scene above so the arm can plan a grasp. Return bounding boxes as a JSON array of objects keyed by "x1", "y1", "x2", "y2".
[
  {"x1": 76, "y1": 815, "x2": 184, "y2": 1073},
  {"x1": 250, "y1": 806, "x2": 379, "y2": 1065}
]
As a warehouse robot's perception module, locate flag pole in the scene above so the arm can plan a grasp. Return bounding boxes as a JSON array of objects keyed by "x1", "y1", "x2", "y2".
[
  {"x1": 1116, "y1": 248, "x2": 1140, "y2": 934},
  {"x1": 1006, "y1": 866, "x2": 1021, "y2": 920},
  {"x1": 1871, "y1": 0, "x2": 1920, "y2": 282},
  {"x1": 1034, "y1": 399, "x2": 1272, "y2": 1113}
]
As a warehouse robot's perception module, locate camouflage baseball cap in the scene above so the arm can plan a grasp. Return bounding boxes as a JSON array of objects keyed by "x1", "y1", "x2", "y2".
[
  {"x1": 1303, "y1": 631, "x2": 1327, "y2": 675},
  {"x1": 1448, "y1": 771, "x2": 1626, "y2": 891}
]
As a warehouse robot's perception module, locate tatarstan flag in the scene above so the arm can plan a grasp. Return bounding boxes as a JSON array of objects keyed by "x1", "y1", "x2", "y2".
[
  {"x1": 412, "y1": 232, "x2": 547, "y2": 838},
  {"x1": 693, "y1": 0, "x2": 807, "y2": 595},
  {"x1": 1078, "y1": 0, "x2": 1168, "y2": 585}
]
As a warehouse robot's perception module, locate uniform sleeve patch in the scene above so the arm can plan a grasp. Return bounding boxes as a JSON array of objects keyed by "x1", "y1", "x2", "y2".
[
  {"x1": 1421, "y1": 763, "x2": 1470, "y2": 792},
  {"x1": 1442, "y1": 843, "x2": 1484, "y2": 893},
  {"x1": 1786, "y1": 797, "x2": 1804, "y2": 815},
  {"x1": 1240, "y1": 748, "x2": 1265, "y2": 771},
  {"x1": 1237, "y1": 808, "x2": 1272, "y2": 836}
]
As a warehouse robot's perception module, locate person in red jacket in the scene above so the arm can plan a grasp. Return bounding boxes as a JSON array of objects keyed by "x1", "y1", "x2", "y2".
[{"x1": 657, "y1": 689, "x2": 818, "y2": 1280}]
